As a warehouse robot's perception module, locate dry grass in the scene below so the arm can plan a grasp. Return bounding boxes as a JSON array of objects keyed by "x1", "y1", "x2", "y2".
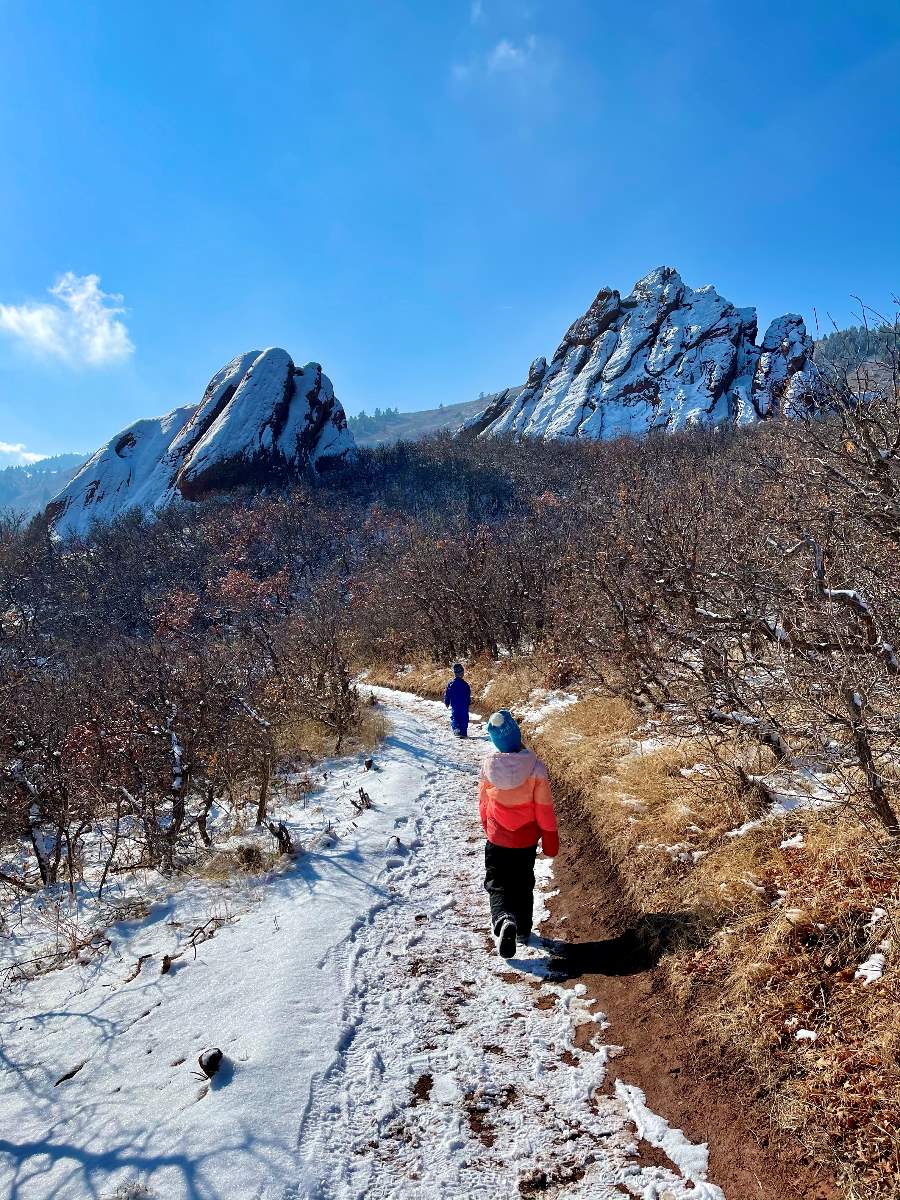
[
  {"x1": 365, "y1": 655, "x2": 550, "y2": 732},
  {"x1": 277, "y1": 689, "x2": 388, "y2": 764},
  {"x1": 355, "y1": 701, "x2": 389, "y2": 749},
  {"x1": 365, "y1": 656, "x2": 512, "y2": 706},
  {"x1": 195, "y1": 842, "x2": 281, "y2": 880},
  {"x1": 277, "y1": 716, "x2": 344, "y2": 760},
  {"x1": 374, "y1": 653, "x2": 900, "y2": 1197}
]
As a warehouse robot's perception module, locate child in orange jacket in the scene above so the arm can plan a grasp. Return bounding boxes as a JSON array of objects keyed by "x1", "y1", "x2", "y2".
[{"x1": 478, "y1": 709, "x2": 559, "y2": 958}]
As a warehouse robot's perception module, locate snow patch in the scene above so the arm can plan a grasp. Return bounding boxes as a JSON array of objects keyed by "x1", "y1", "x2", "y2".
[
  {"x1": 517, "y1": 688, "x2": 579, "y2": 731},
  {"x1": 615, "y1": 1080, "x2": 725, "y2": 1199}
]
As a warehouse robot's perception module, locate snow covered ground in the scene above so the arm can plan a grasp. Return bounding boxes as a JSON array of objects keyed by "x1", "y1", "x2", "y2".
[{"x1": 0, "y1": 689, "x2": 725, "y2": 1200}]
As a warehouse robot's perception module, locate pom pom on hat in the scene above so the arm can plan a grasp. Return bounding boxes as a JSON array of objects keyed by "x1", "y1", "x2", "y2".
[{"x1": 487, "y1": 709, "x2": 522, "y2": 753}]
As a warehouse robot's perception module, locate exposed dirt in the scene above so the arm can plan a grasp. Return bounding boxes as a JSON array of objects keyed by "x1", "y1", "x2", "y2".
[
  {"x1": 411, "y1": 1073, "x2": 433, "y2": 1105},
  {"x1": 464, "y1": 1091, "x2": 496, "y2": 1147},
  {"x1": 544, "y1": 793, "x2": 840, "y2": 1200}
]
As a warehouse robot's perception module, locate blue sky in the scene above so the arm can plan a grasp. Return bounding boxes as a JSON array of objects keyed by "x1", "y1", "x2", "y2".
[{"x1": 1, "y1": 0, "x2": 898, "y2": 460}]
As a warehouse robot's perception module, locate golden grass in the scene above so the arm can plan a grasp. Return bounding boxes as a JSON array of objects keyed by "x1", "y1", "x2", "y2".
[
  {"x1": 276, "y1": 715, "x2": 343, "y2": 760},
  {"x1": 365, "y1": 656, "x2": 531, "y2": 707},
  {"x1": 371, "y1": 653, "x2": 900, "y2": 1196},
  {"x1": 277, "y1": 689, "x2": 388, "y2": 763},
  {"x1": 354, "y1": 701, "x2": 389, "y2": 750},
  {"x1": 196, "y1": 843, "x2": 281, "y2": 880}
]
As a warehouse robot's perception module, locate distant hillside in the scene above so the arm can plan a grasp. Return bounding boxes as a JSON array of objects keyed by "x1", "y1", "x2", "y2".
[
  {"x1": 814, "y1": 322, "x2": 897, "y2": 373},
  {"x1": 814, "y1": 323, "x2": 898, "y2": 398},
  {"x1": 0, "y1": 453, "x2": 85, "y2": 518},
  {"x1": 347, "y1": 391, "x2": 521, "y2": 447}
]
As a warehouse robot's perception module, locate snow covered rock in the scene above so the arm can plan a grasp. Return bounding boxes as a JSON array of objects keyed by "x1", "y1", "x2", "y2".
[
  {"x1": 748, "y1": 313, "x2": 818, "y2": 418},
  {"x1": 46, "y1": 348, "x2": 356, "y2": 536},
  {"x1": 466, "y1": 266, "x2": 818, "y2": 440}
]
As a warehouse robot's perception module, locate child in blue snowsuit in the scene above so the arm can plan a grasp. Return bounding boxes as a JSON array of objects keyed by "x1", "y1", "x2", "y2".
[{"x1": 444, "y1": 663, "x2": 471, "y2": 738}]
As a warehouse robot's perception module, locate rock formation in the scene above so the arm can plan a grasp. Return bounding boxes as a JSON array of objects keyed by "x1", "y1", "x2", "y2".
[
  {"x1": 466, "y1": 267, "x2": 817, "y2": 440},
  {"x1": 47, "y1": 348, "x2": 356, "y2": 537}
]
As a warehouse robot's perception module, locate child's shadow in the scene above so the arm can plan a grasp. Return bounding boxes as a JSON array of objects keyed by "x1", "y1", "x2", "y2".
[{"x1": 517, "y1": 911, "x2": 714, "y2": 980}]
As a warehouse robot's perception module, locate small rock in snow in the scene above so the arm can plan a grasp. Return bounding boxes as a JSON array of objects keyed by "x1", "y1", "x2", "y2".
[{"x1": 198, "y1": 1048, "x2": 224, "y2": 1078}]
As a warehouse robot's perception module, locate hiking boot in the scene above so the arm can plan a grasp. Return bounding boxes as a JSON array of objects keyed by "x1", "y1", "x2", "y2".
[
  {"x1": 516, "y1": 930, "x2": 532, "y2": 946},
  {"x1": 497, "y1": 917, "x2": 517, "y2": 959}
]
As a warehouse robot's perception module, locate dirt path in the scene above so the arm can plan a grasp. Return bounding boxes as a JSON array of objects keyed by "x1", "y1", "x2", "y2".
[
  {"x1": 2, "y1": 687, "x2": 796, "y2": 1199},
  {"x1": 296, "y1": 690, "x2": 730, "y2": 1198},
  {"x1": 541, "y1": 794, "x2": 839, "y2": 1200}
]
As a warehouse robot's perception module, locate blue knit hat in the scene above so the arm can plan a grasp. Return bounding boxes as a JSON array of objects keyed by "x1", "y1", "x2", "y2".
[
  {"x1": 487, "y1": 710, "x2": 522, "y2": 753},
  {"x1": 452, "y1": 663, "x2": 465, "y2": 677}
]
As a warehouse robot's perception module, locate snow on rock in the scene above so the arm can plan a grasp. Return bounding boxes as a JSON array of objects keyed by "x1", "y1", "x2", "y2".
[
  {"x1": 466, "y1": 266, "x2": 818, "y2": 441},
  {"x1": 750, "y1": 314, "x2": 818, "y2": 418},
  {"x1": 42, "y1": 404, "x2": 197, "y2": 537},
  {"x1": 46, "y1": 348, "x2": 356, "y2": 537},
  {"x1": 0, "y1": 688, "x2": 730, "y2": 1200}
]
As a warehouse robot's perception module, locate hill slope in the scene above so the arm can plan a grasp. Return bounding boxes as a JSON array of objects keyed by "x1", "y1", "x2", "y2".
[
  {"x1": 348, "y1": 391, "x2": 521, "y2": 447},
  {"x1": 0, "y1": 453, "x2": 86, "y2": 518}
]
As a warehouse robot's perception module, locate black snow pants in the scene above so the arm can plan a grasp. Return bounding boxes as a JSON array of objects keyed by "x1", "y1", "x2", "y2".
[{"x1": 484, "y1": 841, "x2": 538, "y2": 937}]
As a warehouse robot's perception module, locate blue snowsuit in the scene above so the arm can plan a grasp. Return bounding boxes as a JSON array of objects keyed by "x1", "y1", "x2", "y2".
[{"x1": 444, "y1": 677, "x2": 471, "y2": 738}]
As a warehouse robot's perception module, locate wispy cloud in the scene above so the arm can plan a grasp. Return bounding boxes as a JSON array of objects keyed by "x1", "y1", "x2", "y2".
[
  {"x1": 487, "y1": 35, "x2": 536, "y2": 72},
  {"x1": 452, "y1": 32, "x2": 550, "y2": 91},
  {"x1": 0, "y1": 273, "x2": 134, "y2": 367},
  {"x1": 470, "y1": 0, "x2": 484, "y2": 23},
  {"x1": 0, "y1": 440, "x2": 45, "y2": 466}
]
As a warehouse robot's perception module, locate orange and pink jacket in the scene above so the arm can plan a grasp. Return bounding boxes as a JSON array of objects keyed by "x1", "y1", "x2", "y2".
[{"x1": 478, "y1": 748, "x2": 559, "y2": 856}]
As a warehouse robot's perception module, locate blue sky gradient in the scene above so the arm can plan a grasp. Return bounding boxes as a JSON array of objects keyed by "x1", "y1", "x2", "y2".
[{"x1": 1, "y1": 0, "x2": 899, "y2": 458}]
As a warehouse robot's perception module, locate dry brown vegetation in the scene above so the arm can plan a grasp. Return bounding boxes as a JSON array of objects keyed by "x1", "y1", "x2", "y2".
[
  {"x1": 3, "y1": 343, "x2": 900, "y2": 1191},
  {"x1": 372, "y1": 646, "x2": 900, "y2": 1197},
  {"x1": 0, "y1": 499, "x2": 363, "y2": 894}
]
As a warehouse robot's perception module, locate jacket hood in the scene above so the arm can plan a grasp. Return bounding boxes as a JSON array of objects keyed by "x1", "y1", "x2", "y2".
[{"x1": 482, "y1": 748, "x2": 537, "y2": 790}]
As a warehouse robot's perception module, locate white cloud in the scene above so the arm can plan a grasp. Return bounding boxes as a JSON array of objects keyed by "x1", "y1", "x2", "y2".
[
  {"x1": 452, "y1": 33, "x2": 545, "y2": 88},
  {"x1": 0, "y1": 441, "x2": 46, "y2": 466},
  {"x1": 0, "y1": 272, "x2": 134, "y2": 367},
  {"x1": 487, "y1": 35, "x2": 536, "y2": 72},
  {"x1": 470, "y1": 0, "x2": 484, "y2": 23}
]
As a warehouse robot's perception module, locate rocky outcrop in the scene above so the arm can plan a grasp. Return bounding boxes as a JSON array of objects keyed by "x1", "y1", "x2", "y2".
[
  {"x1": 47, "y1": 348, "x2": 356, "y2": 537},
  {"x1": 749, "y1": 314, "x2": 818, "y2": 418},
  {"x1": 466, "y1": 267, "x2": 818, "y2": 440}
]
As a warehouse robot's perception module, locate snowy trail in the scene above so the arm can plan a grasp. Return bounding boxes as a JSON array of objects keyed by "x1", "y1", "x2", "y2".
[{"x1": 0, "y1": 689, "x2": 725, "y2": 1200}]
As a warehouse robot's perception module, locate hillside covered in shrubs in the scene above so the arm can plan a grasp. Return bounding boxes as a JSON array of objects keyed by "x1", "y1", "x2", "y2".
[{"x1": 2, "y1": 358, "x2": 900, "y2": 1192}]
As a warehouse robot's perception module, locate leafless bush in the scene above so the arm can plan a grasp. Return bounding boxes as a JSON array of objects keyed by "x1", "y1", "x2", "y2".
[{"x1": 4, "y1": 356, "x2": 900, "y2": 900}]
